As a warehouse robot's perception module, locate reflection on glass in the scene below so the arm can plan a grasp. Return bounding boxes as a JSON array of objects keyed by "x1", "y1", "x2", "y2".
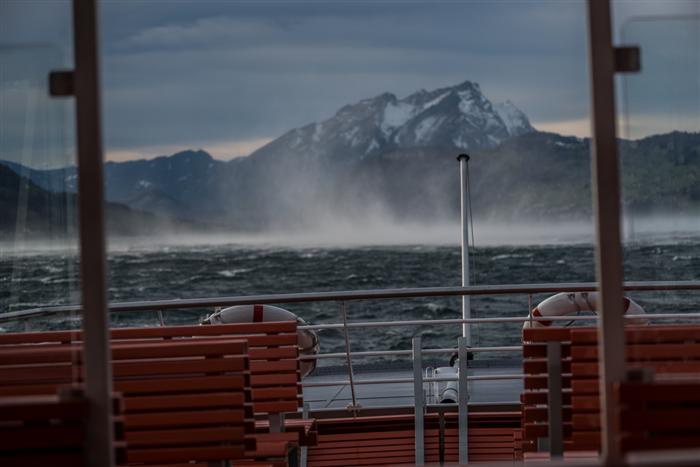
[
  {"x1": 619, "y1": 16, "x2": 699, "y2": 286},
  {"x1": 1, "y1": 46, "x2": 81, "y2": 332}
]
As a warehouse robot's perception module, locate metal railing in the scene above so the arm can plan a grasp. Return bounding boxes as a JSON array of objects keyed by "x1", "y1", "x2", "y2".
[
  {"x1": 4, "y1": 280, "x2": 700, "y2": 464},
  {"x1": 3, "y1": 280, "x2": 700, "y2": 323},
  {"x1": 3, "y1": 280, "x2": 700, "y2": 404}
]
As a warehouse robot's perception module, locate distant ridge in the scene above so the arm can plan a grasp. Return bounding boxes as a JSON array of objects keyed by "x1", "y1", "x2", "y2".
[
  {"x1": 2, "y1": 79, "x2": 700, "y2": 232},
  {"x1": 0, "y1": 164, "x2": 203, "y2": 240}
]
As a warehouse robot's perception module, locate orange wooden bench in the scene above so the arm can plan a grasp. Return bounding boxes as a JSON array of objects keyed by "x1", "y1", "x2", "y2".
[
  {"x1": 524, "y1": 380, "x2": 700, "y2": 460},
  {"x1": 115, "y1": 339, "x2": 254, "y2": 465},
  {"x1": 307, "y1": 412, "x2": 521, "y2": 466},
  {"x1": 0, "y1": 390, "x2": 125, "y2": 467},
  {"x1": 106, "y1": 322, "x2": 315, "y2": 461},
  {"x1": 522, "y1": 324, "x2": 700, "y2": 455},
  {"x1": 0, "y1": 338, "x2": 255, "y2": 465},
  {"x1": 569, "y1": 325, "x2": 700, "y2": 451},
  {"x1": 521, "y1": 327, "x2": 574, "y2": 453},
  {"x1": 441, "y1": 411, "x2": 522, "y2": 463},
  {"x1": 0, "y1": 321, "x2": 313, "y2": 466}
]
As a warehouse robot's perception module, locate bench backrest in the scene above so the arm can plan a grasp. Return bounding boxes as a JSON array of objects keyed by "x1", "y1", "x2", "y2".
[
  {"x1": 569, "y1": 325, "x2": 700, "y2": 451},
  {"x1": 0, "y1": 321, "x2": 302, "y2": 416},
  {"x1": 115, "y1": 339, "x2": 253, "y2": 464},
  {"x1": 521, "y1": 327, "x2": 574, "y2": 453},
  {"x1": 0, "y1": 339, "x2": 253, "y2": 464},
  {"x1": 522, "y1": 325, "x2": 700, "y2": 453}
]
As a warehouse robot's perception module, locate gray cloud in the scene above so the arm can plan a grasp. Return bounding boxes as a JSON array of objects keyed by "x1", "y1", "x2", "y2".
[
  {"x1": 3, "y1": 0, "x2": 696, "y2": 167},
  {"x1": 97, "y1": 0, "x2": 590, "y2": 157}
]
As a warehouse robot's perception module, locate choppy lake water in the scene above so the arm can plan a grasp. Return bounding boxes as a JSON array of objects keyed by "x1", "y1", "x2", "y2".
[{"x1": 2, "y1": 240, "x2": 699, "y2": 364}]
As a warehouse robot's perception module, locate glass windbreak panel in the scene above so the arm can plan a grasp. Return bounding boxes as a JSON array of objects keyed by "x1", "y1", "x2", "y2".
[
  {"x1": 620, "y1": 16, "x2": 699, "y2": 313},
  {"x1": 619, "y1": 14, "x2": 700, "y2": 456},
  {"x1": 99, "y1": 0, "x2": 592, "y2": 342},
  {"x1": 0, "y1": 2, "x2": 83, "y2": 389}
]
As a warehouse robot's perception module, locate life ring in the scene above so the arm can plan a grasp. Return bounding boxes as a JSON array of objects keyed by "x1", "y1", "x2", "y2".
[
  {"x1": 202, "y1": 304, "x2": 320, "y2": 377},
  {"x1": 523, "y1": 292, "x2": 647, "y2": 329}
]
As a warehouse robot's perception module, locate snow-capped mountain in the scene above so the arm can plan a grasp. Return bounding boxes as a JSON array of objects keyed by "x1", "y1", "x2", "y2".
[{"x1": 250, "y1": 80, "x2": 534, "y2": 161}]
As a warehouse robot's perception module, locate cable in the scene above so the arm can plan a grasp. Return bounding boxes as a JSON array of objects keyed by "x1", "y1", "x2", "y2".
[
  {"x1": 466, "y1": 160, "x2": 479, "y2": 348},
  {"x1": 466, "y1": 162, "x2": 476, "y2": 284}
]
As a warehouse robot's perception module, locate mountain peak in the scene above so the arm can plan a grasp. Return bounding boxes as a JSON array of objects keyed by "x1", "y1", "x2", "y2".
[
  {"x1": 250, "y1": 79, "x2": 535, "y2": 160},
  {"x1": 453, "y1": 80, "x2": 480, "y2": 91}
]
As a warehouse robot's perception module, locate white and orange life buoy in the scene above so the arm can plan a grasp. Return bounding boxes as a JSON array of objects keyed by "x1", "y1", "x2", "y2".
[
  {"x1": 523, "y1": 292, "x2": 647, "y2": 329},
  {"x1": 202, "y1": 304, "x2": 320, "y2": 377}
]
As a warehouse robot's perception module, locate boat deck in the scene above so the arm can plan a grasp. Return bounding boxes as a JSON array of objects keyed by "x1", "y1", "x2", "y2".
[{"x1": 303, "y1": 361, "x2": 522, "y2": 411}]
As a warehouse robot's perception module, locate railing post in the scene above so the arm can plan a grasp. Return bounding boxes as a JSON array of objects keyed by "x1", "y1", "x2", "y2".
[
  {"x1": 458, "y1": 336, "x2": 469, "y2": 464},
  {"x1": 587, "y1": 0, "x2": 627, "y2": 463},
  {"x1": 300, "y1": 403, "x2": 310, "y2": 467},
  {"x1": 547, "y1": 342, "x2": 564, "y2": 459},
  {"x1": 413, "y1": 337, "x2": 424, "y2": 466},
  {"x1": 67, "y1": 0, "x2": 114, "y2": 465},
  {"x1": 156, "y1": 309, "x2": 165, "y2": 326},
  {"x1": 340, "y1": 301, "x2": 360, "y2": 415}
]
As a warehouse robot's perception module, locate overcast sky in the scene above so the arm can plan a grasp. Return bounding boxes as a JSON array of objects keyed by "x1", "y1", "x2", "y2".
[{"x1": 1, "y1": 0, "x2": 698, "y2": 167}]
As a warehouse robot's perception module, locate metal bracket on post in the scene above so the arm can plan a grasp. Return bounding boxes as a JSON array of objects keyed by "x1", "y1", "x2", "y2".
[
  {"x1": 49, "y1": 70, "x2": 75, "y2": 97},
  {"x1": 413, "y1": 337, "x2": 424, "y2": 466},
  {"x1": 614, "y1": 46, "x2": 641, "y2": 73},
  {"x1": 458, "y1": 336, "x2": 469, "y2": 465},
  {"x1": 547, "y1": 341, "x2": 564, "y2": 459}
]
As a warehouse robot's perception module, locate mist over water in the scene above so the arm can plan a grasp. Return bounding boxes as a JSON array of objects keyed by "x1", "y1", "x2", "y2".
[
  {"x1": 4, "y1": 214, "x2": 697, "y2": 252},
  {"x1": 3, "y1": 216, "x2": 700, "y2": 366}
]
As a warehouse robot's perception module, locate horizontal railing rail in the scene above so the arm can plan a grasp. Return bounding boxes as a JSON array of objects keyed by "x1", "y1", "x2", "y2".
[
  {"x1": 299, "y1": 312, "x2": 700, "y2": 331},
  {"x1": 299, "y1": 345, "x2": 523, "y2": 360},
  {"x1": 303, "y1": 373, "x2": 526, "y2": 388},
  {"x1": 2, "y1": 280, "x2": 700, "y2": 323}
]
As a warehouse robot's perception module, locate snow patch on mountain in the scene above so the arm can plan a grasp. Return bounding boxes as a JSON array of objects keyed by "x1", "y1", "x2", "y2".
[
  {"x1": 382, "y1": 101, "x2": 414, "y2": 132},
  {"x1": 494, "y1": 100, "x2": 535, "y2": 137},
  {"x1": 415, "y1": 116, "x2": 440, "y2": 142}
]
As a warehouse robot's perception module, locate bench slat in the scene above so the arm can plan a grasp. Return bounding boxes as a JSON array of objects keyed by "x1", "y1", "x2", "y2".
[
  {"x1": 124, "y1": 409, "x2": 247, "y2": 429},
  {"x1": 127, "y1": 445, "x2": 246, "y2": 464},
  {"x1": 124, "y1": 392, "x2": 245, "y2": 412},
  {"x1": 125, "y1": 426, "x2": 246, "y2": 446}
]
